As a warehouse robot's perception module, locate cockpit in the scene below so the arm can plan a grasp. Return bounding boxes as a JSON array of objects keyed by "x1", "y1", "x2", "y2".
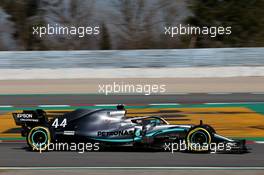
[{"x1": 130, "y1": 116, "x2": 169, "y2": 126}]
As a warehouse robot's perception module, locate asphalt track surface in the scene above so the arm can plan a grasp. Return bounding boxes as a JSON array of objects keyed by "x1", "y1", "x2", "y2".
[
  {"x1": 0, "y1": 143, "x2": 263, "y2": 167},
  {"x1": 0, "y1": 93, "x2": 264, "y2": 106},
  {"x1": 0, "y1": 93, "x2": 264, "y2": 167}
]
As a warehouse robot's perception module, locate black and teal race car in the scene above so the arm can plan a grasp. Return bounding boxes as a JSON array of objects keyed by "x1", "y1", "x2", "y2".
[{"x1": 13, "y1": 105, "x2": 247, "y2": 153}]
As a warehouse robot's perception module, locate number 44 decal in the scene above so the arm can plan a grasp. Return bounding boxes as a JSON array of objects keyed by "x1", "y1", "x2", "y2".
[{"x1": 52, "y1": 118, "x2": 67, "y2": 128}]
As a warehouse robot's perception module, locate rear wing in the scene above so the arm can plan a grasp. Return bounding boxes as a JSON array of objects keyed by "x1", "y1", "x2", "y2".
[{"x1": 12, "y1": 109, "x2": 48, "y2": 126}]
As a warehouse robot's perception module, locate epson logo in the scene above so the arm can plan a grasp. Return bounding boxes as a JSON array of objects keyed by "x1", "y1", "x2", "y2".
[{"x1": 17, "y1": 114, "x2": 33, "y2": 119}]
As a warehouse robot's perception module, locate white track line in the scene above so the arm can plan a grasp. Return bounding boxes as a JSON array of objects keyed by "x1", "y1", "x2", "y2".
[
  {"x1": 95, "y1": 104, "x2": 120, "y2": 106},
  {"x1": 166, "y1": 93, "x2": 190, "y2": 95},
  {"x1": 255, "y1": 141, "x2": 264, "y2": 144},
  {"x1": 205, "y1": 102, "x2": 264, "y2": 105},
  {"x1": 0, "y1": 105, "x2": 13, "y2": 108},
  {"x1": 149, "y1": 103, "x2": 180, "y2": 105},
  {"x1": 204, "y1": 102, "x2": 235, "y2": 105},
  {"x1": 38, "y1": 105, "x2": 70, "y2": 107},
  {"x1": 250, "y1": 92, "x2": 264, "y2": 95}
]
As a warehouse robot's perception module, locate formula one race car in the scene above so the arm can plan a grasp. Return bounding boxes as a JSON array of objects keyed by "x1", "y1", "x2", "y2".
[{"x1": 13, "y1": 105, "x2": 247, "y2": 153}]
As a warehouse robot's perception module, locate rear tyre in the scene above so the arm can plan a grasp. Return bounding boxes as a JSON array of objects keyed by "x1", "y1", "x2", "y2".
[{"x1": 27, "y1": 126, "x2": 51, "y2": 151}]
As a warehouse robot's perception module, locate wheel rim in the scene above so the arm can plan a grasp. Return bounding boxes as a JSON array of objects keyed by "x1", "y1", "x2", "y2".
[
  {"x1": 187, "y1": 128, "x2": 211, "y2": 151},
  {"x1": 190, "y1": 131, "x2": 208, "y2": 144},
  {"x1": 31, "y1": 130, "x2": 48, "y2": 148},
  {"x1": 28, "y1": 127, "x2": 50, "y2": 151}
]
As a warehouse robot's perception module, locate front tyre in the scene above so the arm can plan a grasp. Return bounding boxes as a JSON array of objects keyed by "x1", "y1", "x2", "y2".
[
  {"x1": 27, "y1": 126, "x2": 51, "y2": 151},
  {"x1": 186, "y1": 127, "x2": 212, "y2": 152}
]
